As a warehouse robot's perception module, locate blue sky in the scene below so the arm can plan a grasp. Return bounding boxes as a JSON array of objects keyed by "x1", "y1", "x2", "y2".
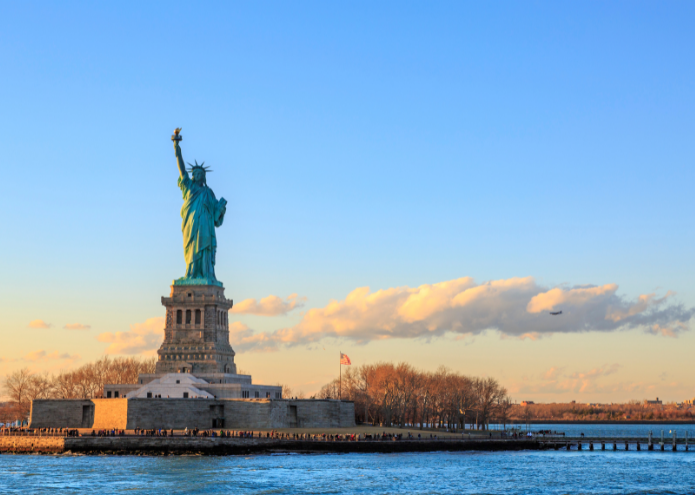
[{"x1": 1, "y1": 2, "x2": 694, "y2": 401}]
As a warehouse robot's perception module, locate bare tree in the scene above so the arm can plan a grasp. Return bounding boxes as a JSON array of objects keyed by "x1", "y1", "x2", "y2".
[
  {"x1": 3, "y1": 368, "x2": 34, "y2": 419},
  {"x1": 278, "y1": 384, "x2": 294, "y2": 398},
  {"x1": 3, "y1": 355, "x2": 158, "y2": 405},
  {"x1": 26, "y1": 372, "x2": 54, "y2": 401},
  {"x1": 474, "y1": 377, "x2": 507, "y2": 431},
  {"x1": 497, "y1": 396, "x2": 513, "y2": 430},
  {"x1": 0, "y1": 402, "x2": 21, "y2": 426},
  {"x1": 317, "y1": 379, "x2": 340, "y2": 399},
  {"x1": 315, "y1": 362, "x2": 512, "y2": 430},
  {"x1": 52, "y1": 370, "x2": 80, "y2": 399}
]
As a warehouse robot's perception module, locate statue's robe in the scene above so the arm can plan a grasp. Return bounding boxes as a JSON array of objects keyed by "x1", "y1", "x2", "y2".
[{"x1": 178, "y1": 174, "x2": 226, "y2": 281}]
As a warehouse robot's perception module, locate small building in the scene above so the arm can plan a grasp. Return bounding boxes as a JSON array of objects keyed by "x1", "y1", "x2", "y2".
[
  {"x1": 644, "y1": 397, "x2": 663, "y2": 406},
  {"x1": 125, "y1": 374, "x2": 214, "y2": 399},
  {"x1": 520, "y1": 401, "x2": 534, "y2": 406},
  {"x1": 30, "y1": 372, "x2": 358, "y2": 430},
  {"x1": 104, "y1": 373, "x2": 281, "y2": 400}
]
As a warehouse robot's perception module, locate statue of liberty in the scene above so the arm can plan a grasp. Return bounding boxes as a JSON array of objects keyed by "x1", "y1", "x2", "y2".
[{"x1": 172, "y1": 129, "x2": 227, "y2": 286}]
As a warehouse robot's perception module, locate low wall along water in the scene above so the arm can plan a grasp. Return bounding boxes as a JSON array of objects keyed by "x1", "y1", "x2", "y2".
[
  {"x1": 29, "y1": 398, "x2": 355, "y2": 430},
  {"x1": 0, "y1": 435, "x2": 545, "y2": 455}
]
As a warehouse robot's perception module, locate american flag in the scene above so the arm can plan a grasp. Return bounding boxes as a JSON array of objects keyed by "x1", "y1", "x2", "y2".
[{"x1": 340, "y1": 352, "x2": 351, "y2": 365}]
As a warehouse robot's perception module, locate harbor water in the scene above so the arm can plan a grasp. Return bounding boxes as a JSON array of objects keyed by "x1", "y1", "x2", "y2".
[
  {"x1": 2, "y1": 450, "x2": 695, "y2": 494},
  {"x1": 2, "y1": 424, "x2": 695, "y2": 494}
]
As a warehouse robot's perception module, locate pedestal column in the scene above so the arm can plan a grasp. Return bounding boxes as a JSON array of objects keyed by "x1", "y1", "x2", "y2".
[{"x1": 155, "y1": 284, "x2": 236, "y2": 374}]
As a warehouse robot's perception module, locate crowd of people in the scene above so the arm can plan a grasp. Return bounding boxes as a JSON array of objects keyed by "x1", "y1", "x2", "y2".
[
  {"x1": 91, "y1": 429, "x2": 126, "y2": 437},
  {"x1": 0, "y1": 427, "x2": 81, "y2": 437},
  {"x1": 2, "y1": 425, "x2": 564, "y2": 441},
  {"x1": 74, "y1": 429, "x2": 479, "y2": 441}
]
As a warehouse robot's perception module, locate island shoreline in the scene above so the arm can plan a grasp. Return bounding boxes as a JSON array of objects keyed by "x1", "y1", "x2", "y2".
[{"x1": 1, "y1": 437, "x2": 548, "y2": 455}]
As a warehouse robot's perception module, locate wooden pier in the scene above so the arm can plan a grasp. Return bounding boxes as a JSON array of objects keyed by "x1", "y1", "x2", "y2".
[{"x1": 537, "y1": 430, "x2": 691, "y2": 452}]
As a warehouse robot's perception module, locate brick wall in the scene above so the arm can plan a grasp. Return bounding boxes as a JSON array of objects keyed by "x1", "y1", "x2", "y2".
[
  {"x1": 126, "y1": 399, "x2": 221, "y2": 429},
  {"x1": 30, "y1": 398, "x2": 356, "y2": 429},
  {"x1": 288, "y1": 400, "x2": 355, "y2": 428},
  {"x1": 30, "y1": 400, "x2": 92, "y2": 428},
  {"x1": 93, "y1": 399, "x2": 128, "y2": 429},
  {"x1": 0, "y1": 436, "x2": 65, "y2": 453},
  {"x1": 340, "y1": 402, "x2": 356, "y2": 426}
]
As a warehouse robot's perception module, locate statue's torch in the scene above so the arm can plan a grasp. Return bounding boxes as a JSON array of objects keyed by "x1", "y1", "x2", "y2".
[{"x1": 172, "y1": 127, "x2": 183, "y2": 142}]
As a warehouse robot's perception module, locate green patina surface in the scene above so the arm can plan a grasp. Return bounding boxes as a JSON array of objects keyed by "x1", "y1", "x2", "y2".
[
  {"x1": 173, "y1": 137, "x2": 227, "y2": 286},
  {"x1": 174, "y1": 276, "x2": 223, "y2": 287}
]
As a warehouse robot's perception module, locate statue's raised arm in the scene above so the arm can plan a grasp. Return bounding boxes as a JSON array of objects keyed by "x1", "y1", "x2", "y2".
[{"x1": 173, "y1": 140, "x2": 189, "y2": 180}]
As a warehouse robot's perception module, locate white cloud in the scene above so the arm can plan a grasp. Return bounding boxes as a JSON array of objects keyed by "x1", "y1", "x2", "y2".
[
  {"x1": 97, "y1": 317, "x2": 164, "y2": 355},
  {"x1": 568, "y1": 364, "x2": 621, "y2": 381},
  {"x1": 230, "y1": 294, "x2": 305, "y2": 316},
  {"x1": 64, "y1": 323, "x2": 91, "y2": 330},
  {"x1": 508, "y1": 364, "x2": 677, "y2": 397},
  {"x1": 526, "y1": 284, "x2": 618, "y2": 313},
  {"x1": 28, "y1": 320, "x2": 52, "y2": 329},
  {"x1": 23, "y1": 350, "x2": 80, "y2": 362},
  {"x1": 543, "y1": 367, "x2": 564, "y2": 380},
  {"x1": 231, "y1": 276, "x2": 694, "y2": 352},
  {"x1": 645, "y1": 321, "x2": 687, "y2": 338},
  {"x1": 229, "y1": 322, "x2": 278, "y2": 353}
]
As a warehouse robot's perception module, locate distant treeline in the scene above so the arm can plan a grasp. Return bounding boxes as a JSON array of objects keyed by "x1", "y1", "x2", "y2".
[
  {"x1": 1, "y1": 356, "x2": 156, "y2": 423},
  {"x1": 313, "y1": 363, "x2": 511, "y2": 430},
  {"x1": 509, "y1": 402, "x2": 695, "y2": 422}
]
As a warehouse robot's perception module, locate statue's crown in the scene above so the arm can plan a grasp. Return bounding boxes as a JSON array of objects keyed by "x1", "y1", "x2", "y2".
[{"x1": 187, "y1": 160, "x2": 212, "y2": 173}]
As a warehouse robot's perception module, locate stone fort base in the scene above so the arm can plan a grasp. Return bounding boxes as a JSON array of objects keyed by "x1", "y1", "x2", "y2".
[{"x1": 30, "y1": 398, "x2": 355, "y2": 430}]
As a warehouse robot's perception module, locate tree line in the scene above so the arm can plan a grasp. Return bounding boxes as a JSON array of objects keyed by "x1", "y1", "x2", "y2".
[
  {"x1": 1, "y1": 356, "x2": 155, "y2": 424},
  {"x1": 510, "y1": 401, "x2": 695, "y2": 422},
  {"x1": 315, "y1": 362, "x2": 511, "y2": 430}
]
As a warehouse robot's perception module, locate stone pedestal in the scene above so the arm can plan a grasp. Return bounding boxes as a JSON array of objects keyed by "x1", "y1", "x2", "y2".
[{"x1": 155, "y1": 284, "x2": 236, "y2": 375}]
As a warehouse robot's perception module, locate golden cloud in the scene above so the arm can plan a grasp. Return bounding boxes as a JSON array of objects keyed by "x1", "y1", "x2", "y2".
[
  {"x1": 229, "y1": 322, "x2": 279, "y2": 353},
  {"x1": 28, "y1": 320, "x2": 52, "y2": 329},
  {"x1": 64, "y1": 323, "x2": 91, "y2": 330},
  {"x1": 232, "y1": 276, "x2": 693, "y2": 352},
  {"x1": 230, "y1": 294, "x2": 305, "y2": 316},
  {"x1": 97, "y1": 317, "x2": 164, "y2": 355},
  {"x1": 23, "y1": 350, "x2": 80, "y2": 362},
  {"x1": 526, "y1": 284, "x2": 618, "y2": 313},
  {"x1": 514, "y1": 364, "x2": 624, "y2": 395}
]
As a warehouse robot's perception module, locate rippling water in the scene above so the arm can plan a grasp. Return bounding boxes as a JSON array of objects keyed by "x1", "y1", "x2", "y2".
[{"x1": 2, "y1": 450, "x2": 695, "y2": 494}]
